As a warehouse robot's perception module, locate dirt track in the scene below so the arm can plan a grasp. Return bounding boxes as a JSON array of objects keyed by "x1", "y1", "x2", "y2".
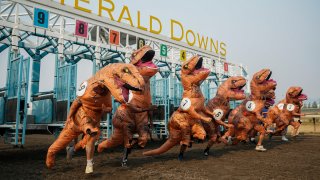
[{"x1": 0, "y1": 134, "x2": 320, "y2": 180}]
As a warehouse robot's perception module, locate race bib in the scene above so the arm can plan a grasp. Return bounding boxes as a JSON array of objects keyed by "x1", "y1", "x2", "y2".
[
  {"x1": 180, "y1": 98, "x2": 191, "y2": 111},
  {"x1": 287, "y1": 104, "x2": 295, "y2": 111},
  {"x1": 76, "y1": 81, "x2": 88, "y2": 97},
  {"x1": 245, "y1": 101, "x2": 256, "y2": 111},
  {"x1": 277, "y1": 103, "x2": 284, "y2": 110},
  {"x1": 213, "y1": 109, "x2": 224, "y2": 120}
]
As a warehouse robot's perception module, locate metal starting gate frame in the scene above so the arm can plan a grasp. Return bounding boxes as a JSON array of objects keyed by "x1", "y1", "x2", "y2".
[{"x1": 0, "y1": 0, "x2": 248, "y2": 146}]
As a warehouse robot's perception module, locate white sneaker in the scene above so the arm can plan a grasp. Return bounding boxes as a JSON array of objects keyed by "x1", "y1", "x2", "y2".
[
  {"x1": 85, "y1": 164, "x2": 93, "y2": 174},
  {"x1": 66, "y1": 146, "x2": 74, "y2": 160},
  {"x1": 227, "y1": 136, "x2": 232, "y2": 145},
  {"x1": 282, "y1": 135, "x2": 289, "y2": 142},
  {"x1": 250, "y1": 138, "x2": 255, "y2": 142},
  {"x1": 255, "y1": 145, "x2": 267, "y2": 152}
]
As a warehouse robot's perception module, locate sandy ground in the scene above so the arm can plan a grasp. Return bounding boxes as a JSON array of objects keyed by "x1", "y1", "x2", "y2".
[{"x1": 0, "y1": 133, "x2": 320, "y2": 180}]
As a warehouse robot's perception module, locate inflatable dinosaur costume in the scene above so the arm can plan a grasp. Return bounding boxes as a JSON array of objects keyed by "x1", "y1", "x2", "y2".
[
  {"x1": 143, "y1": 55, "x2": 213, "y2": 159},
  {"x1": 265, "y1": 86, "x2": 307, "y2": 141},
  {"x1": 223, "y1": 69, "x2": 277, "y2": 151},
  {"x1": 203, "y1": 76, "x2": 247, "y2": 156},
  {"x1": 96, "y1": 45, "x2": 158, "y2": 166},
  {"x1": 46, "y1": 63, "x2": 145, "y2": 173}
]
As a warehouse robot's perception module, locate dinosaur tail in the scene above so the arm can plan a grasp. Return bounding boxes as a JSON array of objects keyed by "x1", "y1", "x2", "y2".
[{"x1": 143, "y1": 138, "x2": 178, "y2": 156}]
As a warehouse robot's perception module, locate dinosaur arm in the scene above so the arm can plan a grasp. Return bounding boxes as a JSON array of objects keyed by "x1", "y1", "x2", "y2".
[
  {"x1": 214, "y1": 119, "x2": 232, "y2": 128},
  {"x1": 255, "y1": 112, "x2": 266, "y2": 124},
  {"x1": 203, "y1": 107, "x2": 215, "y2": 117},
  {"x1": 67, "y1": 98, "x2": 82, "y2": 121},
  {"x1": 292, "y1": 112, "x2": 305, "y2": 117},
  {"x1": 184, "y1": 106, "x2": 211, "y2": 123},
  {"x1": 125, "y1": 103, "x2": 157, "y2": 113},
  {"x1": 125, "y1": 103, "x2": 147, "y2": 113}
]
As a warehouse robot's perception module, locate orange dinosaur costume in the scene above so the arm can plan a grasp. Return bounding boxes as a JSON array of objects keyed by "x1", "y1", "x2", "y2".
[
  {"x1": 46, "y1": 63, "x2": 145, "y2": 173},
  {"x1": 143, "y1": 55, "x2": 213, "y2": 159},
  {"x1": 203, "y1": 76, "x2": 247, "y2": 156},
  {"x1": 265, "y1": 86, "x2": 307, "y2": 141},
  {"x1": 223, "y1": 69, "x2": 277, "y2": 151},
  {"x1": 97, "y1": 45, "x2": 158, "y2": 166}
]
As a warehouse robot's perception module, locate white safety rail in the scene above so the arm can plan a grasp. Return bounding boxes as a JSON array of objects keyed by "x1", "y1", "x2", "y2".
[{"x1": 0, "y1": 0, "x2": 247, "y2": 78}]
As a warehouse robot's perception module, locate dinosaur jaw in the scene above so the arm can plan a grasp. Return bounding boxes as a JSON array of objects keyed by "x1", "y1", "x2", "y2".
[
  {"x1": 298, "y1": 94, "x2": 307, "y2": 101},
  {"x1": 230, "y1": 83, "x2": 247, "y2": 100},
  {"x1": 115, "y1": 76, "x2": 141, "y2": 103},
  {"x1": 192, "y1": 57, "x2": 210, "y2": 75},
  {"x1": 266, "y1": 98, "x2": 275, "y2": 106},
  {"x1": 135, "y1": 50, "x2": 158, "y2": 77},
  {"x1": 296, "y1": 90, "x2": 307, "y2": 101},
  {"x1": 262, "y1": 71, "x2": 276, "y2": 85}
]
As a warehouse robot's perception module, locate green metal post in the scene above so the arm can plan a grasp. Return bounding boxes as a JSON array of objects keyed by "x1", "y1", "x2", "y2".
[
  {"x1": 14, "y1": 56, "x2": 23, "y2": 145},
  {"x1": 22, "y1": 57, "x2": 31, "y2": 145}
]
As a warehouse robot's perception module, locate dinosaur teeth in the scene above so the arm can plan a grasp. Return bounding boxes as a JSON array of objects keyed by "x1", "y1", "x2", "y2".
[
  {"x1": 123, "y1": 83, "x2": 142, "y2": 91},
  {"x1": 265, "y1": 71, "x2": 272, "y2": 80}
]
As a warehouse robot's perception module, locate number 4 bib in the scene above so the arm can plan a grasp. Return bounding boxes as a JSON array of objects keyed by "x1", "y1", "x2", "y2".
[{"x1": 287, "y1": 104, "x2": 295, "y2": 111}]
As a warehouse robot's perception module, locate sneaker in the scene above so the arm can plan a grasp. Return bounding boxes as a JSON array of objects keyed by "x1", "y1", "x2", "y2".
[
  {"x1": 282, "y1": 135, "x2": 288, "y2": 142},
  {"x1": 85, "y1": 164, "x2": 93, "y2": 174},
  {"x1": 255, "y1": 145, "x2": 266, "y2": 152},
  {"x1": 227, "y1": 136, "x2": 232, "y2": 145},
  {"x1": 66, "y1": 146, "x2": 74, "y2": 161}
]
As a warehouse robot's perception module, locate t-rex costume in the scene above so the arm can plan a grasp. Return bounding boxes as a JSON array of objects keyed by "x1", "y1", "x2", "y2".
[
  {"x1": 96, "y1": 45, "x2": 158, "y2": 166},
  {"x1": 203, "y1": 76, "x2": 247, "y2": 156},
  {"x1": 143, "y1": 55, "x2": 213, "y2": 159},
  {"x1": 46, "y1": 63, "x2": 145, "y2": 173},
  {"x1": 223, "y1": 69, "x2": 277, "y2": 151},
  {"x1": 265, "y1": 86, "x2": 307, "y2": 141}
]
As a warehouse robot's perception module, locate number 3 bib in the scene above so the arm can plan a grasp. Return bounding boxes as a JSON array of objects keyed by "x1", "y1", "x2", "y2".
[{"x1": 245, "y1": 101, "x2": 256, "y2": 111}]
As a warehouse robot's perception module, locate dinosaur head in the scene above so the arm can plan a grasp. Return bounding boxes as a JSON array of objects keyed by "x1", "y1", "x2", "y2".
[
  {"x1": 103, "y1": 63, "x2": 144, "y2": 103},
  {"x1": 181, "y1": 55, "x2": 210, "y2": 85},
  {"x1": 250, "y1": 69, "x2": 277, "y2": 98},
  {"x1": 217, "y1": 76, "x2": 247, "y2": 100},
  {"x1": 286, "y1": 86, "x2": 308, "y2": 103},
  {"x1": 264, "y1": 89, "x2": 276, "y2": 106},
  {"x1": 131, "y1": 45, "x2": 158, "y2": 77}
]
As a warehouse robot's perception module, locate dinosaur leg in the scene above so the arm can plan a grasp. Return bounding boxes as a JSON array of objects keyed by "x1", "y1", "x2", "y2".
[
  {"x1": 204, "y1": 122, "x2": 218, "y2": 156},
  {"x1": 221, "y1": 125, "x2": 234, "y2": 143},
  {"x1": 178, "y1": 144, "x2": 188, "y2": 160},
  {"x1": 248, "y1": 129, "x2": 257, "y2": 144},
  {"x1": 254, "y1": 124, "x2": 267, "y2": 151},
  {"x1": 290, "y1": 121, "x2": 301, "y2": 137},
  {"x1": 97, "y1": 127, "x2": 124, "y2": 152},
  {"x1": 84, "y1": 131, "x2": 100, "y2": 173},
  {"x1": 120, "y1": 121, "x2": 135, "y2": 167},
  {"x1": 191, "y1": 121, "x2": 206, "y2": 141},
  {"x1": 136, "y1": 112, "x2": 149, "y2": 148},
  {"x1": 254, "y1": 124, "x2": 266, "y2": 146},
  {"x1": 235, "y1": 118, "x2": 249, "y2": 142},
  {"x1": 97, "y1": 110, "x2": 128, "y2": 152},
  {"x1": 46, "y1": 127, "x2": 79, "y2": 169}
]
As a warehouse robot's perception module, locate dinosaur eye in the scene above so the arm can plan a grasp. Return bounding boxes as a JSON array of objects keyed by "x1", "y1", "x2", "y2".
[
  {"x1": 183, "y1": 64, "x2": 188, "y2": 69},
  {"x1": 232, "y1": 80, "x2": 236, "y2": 84},
  {"x1": 123, "y1": 67, "x2": 130, "y2": 74}
]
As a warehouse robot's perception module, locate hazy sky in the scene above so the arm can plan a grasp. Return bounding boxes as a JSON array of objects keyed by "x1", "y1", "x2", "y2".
[{"x1": 0, "y1": 0, "x2": 319, "y2": 101}]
